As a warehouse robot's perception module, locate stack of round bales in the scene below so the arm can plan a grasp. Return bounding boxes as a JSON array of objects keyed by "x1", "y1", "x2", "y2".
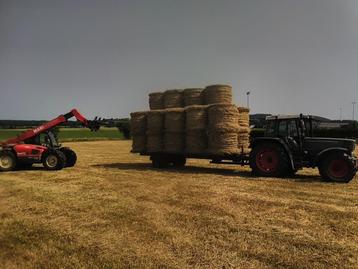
[
  {"x1": 237, "y1": 107, "x2": 250, "y2": 154},
  {"x1": 185, "y1": 105, "x2": 208, "y2": 154},
  {"x1": 130, "y1": 112, "x2": 147, "y2": 153},
  {"x1": 208, "y1": 104, "x2": 239, "y2": 154},
  {"x1": 183, "y1": 88, "x2": 204, "y2": 106},
  {"x1": 146, "y1": 110, "x2": 164, "y2": 152},
  {"x1": 163, "y1": 89, "x2": 184, "y2": 109},
  {"x1": 203, "y1": 84, "x2": 232, "y2": 105},
  {"x1": 164, "y1": 108, "x2": 185, "y2": 153},
  {"x1": 149, "y1": 92, "x2": 164, "y2": 110}
]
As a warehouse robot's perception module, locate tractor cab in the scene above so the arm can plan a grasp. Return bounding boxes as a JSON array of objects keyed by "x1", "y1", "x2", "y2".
[
  {"x1": 250, "y1": 114, "x2": 357, "y2": 183},
  {"x1": 25, "y1": 130, "x2": 60, "y2": 149}
]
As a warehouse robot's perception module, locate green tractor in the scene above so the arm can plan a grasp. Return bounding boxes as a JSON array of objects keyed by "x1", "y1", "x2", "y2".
[{"x1": 250, "y1": 115, "x2": 357, "y2": 183}]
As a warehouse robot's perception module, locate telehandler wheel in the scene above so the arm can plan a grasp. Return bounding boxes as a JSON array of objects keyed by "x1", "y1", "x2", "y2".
[
  {"x1": 60, "y1": 148, "x2": 77, "y2": 167},
  {"x1": 250, "y1": 143, "x2": 290, "y2": 177},
  {"x1": 151, "y1": 156, "x2": 170, "y2": 169},
  {"x1": 318, "y1": 152, "x2": 356, "y2": 183},
  {"x1": 42, "y1": 150, "x2": 66, "y2": 171},
  {"x1": 0, "y1": 151, "x2": 17, "y2": 172}
]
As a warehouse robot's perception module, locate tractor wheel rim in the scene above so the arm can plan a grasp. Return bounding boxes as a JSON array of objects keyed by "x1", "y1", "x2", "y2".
[
  {"x1": 0, "y1": 156, "x2": 13, "y2": 169},
  {"x1": 256, "y1": 149, "x2": 279, "y2": 173},
  {"x1": 328, "y1": 159, "x2": 349, "y2": 179},
  {"x1": 46, "y1": 155, "x2": 58, "y2": 168}
]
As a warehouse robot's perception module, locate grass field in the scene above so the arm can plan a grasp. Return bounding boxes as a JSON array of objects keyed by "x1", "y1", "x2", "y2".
[
  {"x1": 0, "y1": 141, "x2": 357, "y2": 269},
  {"x1": 0, "y1": 128, "x2": 122, "y2": 142}
]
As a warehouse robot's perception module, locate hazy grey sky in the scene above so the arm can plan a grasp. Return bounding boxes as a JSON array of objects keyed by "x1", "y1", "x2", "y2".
[{"x1": 0, "y1": 0, "x2": 358, "y2": 120}]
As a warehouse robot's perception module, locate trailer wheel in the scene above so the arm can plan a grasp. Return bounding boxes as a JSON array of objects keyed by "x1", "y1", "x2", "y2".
[
  {"x1": 172, "y1": 156, "x2": 186, "y2": 168},
  {"x1": 318, "y1": 152, "x2": 356, "y2": 183},
  {"x1": 60, "y1": 148, "x2": 77, "y2": 167},
  {"x1": 151, "y1": 156, "x2": 170, "y2": 168},
  {"x1": 0, "y1": 151, "x2": 17, "y2": 172},
  {"x1": 250, "y1": 143, "x2": 290, "y2": 177},
  {"x1": 42, "y1": 150, "x2": 66, "y2": 170}
]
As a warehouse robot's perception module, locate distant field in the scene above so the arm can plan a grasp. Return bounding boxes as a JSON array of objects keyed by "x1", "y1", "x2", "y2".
[{"x1": 0, "y1": 128, "x2": 122, "y2": 142}]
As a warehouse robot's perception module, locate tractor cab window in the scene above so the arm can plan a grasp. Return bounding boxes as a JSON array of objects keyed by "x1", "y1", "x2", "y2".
[
  {"x1": 265, "y1": 120, "x2": 276, "y2": 137},
  {"x1": 278, "y1": 121, "x2": 287, "y2": 137},
  {"x1": 287, "y1": 120, "x2": 298, "y2": 138}
]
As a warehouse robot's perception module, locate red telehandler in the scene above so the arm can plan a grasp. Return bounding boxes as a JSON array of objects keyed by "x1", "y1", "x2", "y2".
[{"x1": 0, "y1": 109, "x2": 100, "y2": 172}]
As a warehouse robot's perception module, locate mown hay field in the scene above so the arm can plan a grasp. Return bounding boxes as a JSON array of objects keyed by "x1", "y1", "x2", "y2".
[
  {"x1": 0, "y1": 141, "x2": 357, "y2": 269},
  {"x1": 0, "y1": 128, "x2": 122, "y2": 142}
]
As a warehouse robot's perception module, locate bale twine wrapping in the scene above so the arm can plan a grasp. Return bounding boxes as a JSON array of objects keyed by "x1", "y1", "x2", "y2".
[
  {"x1": 164, "y1": 108, "x2": 185, "y2": 132},
  {"x1": 163, "y1": 132, "x2": 184, "y2": 153},
  {"x1": 149, "y1": 92, "x2": 164, "y2": 110},
  {"x1": 204, "y1": 84, "x2": 232, "y2": 105},
  {"x1": 183, "y1": 88, "x2": 204, "y2": 106},
  {"x1": 208, "y1": 104, "x2": 239, "y2": 130},
  {"x1": 130, "y1": 111, "x2": 147, "y2": 135},
  {"x1": 185, "y1": 105, "x2": 207, "y2": 131},
  {"x1": 185, "y1": 130, "x2": 207, "y2": 154},
  {"x1": 238, "y1": 127, "x2": 250, "y2": 154},
  {"x1": 238, "y1": 107, "x2": 250, "y2": 127},
  {"x1": 146, "y1": 133, "x2": 162, "y2": 152},
  {"x1": 208, "y1": 129, "x2": 240, "y2": 155},
  {"x1": 147, "y1": 110, "x2": 164, "y2": 134},
  {"x1": 131, "y1": 135, "x2": 146, "y2": 153},
  {"x1": 163, "y1": 89, "x2": 184, "y2": 109}
]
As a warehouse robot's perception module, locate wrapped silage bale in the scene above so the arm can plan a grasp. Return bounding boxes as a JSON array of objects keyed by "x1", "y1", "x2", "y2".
[
  {"x1": 203, "y1": 84, "x2": 232, "y2": 105},
  {"x1": 183, "y1": 88, "x2": 204, "y2": 106},
  {"x1": 149, "y1": 92, "x2": 164, "y2": 110},
  {"x1": 163, "y1": 89, "x2": 184, "y2": 109}
]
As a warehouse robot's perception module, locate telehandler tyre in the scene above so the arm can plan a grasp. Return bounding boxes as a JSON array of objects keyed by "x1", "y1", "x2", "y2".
[
  {"x1": 60, "y1": 148, "x2": 77, "y2": 167},
  {"x1": 42, "y1": 150, "x2": 66, "y2": 171},
  {"x1": 0, "y1": 151, "x2": 17, "y2": 172}
]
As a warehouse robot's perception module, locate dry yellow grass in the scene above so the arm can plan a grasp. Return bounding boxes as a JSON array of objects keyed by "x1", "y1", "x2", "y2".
[{"x1": 0, "y1": 141, "x2": 357, "y2": 269}]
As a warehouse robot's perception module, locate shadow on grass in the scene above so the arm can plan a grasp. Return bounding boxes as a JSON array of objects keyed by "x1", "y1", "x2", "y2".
[{"x1": 93, "y1": 162, "x2": 325, "y2": 183}]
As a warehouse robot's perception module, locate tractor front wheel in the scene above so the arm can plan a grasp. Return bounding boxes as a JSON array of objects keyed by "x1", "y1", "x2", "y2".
[
  {"x1": 42, "y1": 150, "x2": 66, "y2": 171},
  {"x1": 0, "y1": 151, "x2": 17, "y2": 172},
  {"x1": 250, "y1": 143, "x2": 290, "y2": 177},
  {"x1": 318, "y1": 152, "x2": 356, "y2": 183}
]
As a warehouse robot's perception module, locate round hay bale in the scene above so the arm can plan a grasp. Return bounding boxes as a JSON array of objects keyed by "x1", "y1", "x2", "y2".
[
  {"x1": 183, "y1": 88, "x2": 204, "y2": 106},
  {"x1": 203, "y1": 84, "x2": 232, "y2": 105},
  {"x1": 163, "y1": 89, "x2": 184, "y2": 109},
  {"x1": 164, "y1": 108, "x2": 185, "y2": 132},
  {"x1": 185, "y1": 130, "x2": 207, "y2": 154},
  {"x1": 146, "y1": 134, "x2": 162, "y2": 152},
  {"x1": 238, "y1": 107, "x2": 250, "y2": 127},
  {"x1": 131, "y1": 135, "x2": 146, "y2": 153},
  {"x1": 208, "y1": 104, "x2": 239, "y2": 130},
  {"x1": 147, "y1": 110, "x2": 164, "y2": 134},
  {"x1": 208, "y1": 130, "x2": 239, "y2": 155},
  {"x1": 185, "y1": 105, "x2": 207, "y2": 131},
  {"x1": 130, "y1": 111, "x2": 147, "y2": 135},
  {"x1": 149, "y1": 92, "x2": 164, "y2": 110},
  {"x1": 163, "y1": 132, "x2": 184, "y2": 153}
]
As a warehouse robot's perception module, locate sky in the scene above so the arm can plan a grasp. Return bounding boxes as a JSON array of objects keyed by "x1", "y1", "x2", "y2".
[{"x1": 0, "y1": 0, "x2": 358, "y2": 120}]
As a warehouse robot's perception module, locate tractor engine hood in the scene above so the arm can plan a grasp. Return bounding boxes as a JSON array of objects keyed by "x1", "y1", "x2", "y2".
[{"x1": 305, "y1": 137, "x2": 356, "y2": 154}]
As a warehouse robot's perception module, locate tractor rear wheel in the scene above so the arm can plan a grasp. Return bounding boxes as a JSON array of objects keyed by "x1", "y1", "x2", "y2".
[
  {"x1": 172, "y1": 156, "x2": 186, "y2": 168},
  {"x1": 42, "y1": 150, "x2": 66, "y2": 171},
  {"x1": 250, "y1": 143, "x2": 290, "y2": 177},
  {"x1": 0, "y1": 151, "x2": 17, "y2": 172},
  {"x1": 318, "y1": 152, "x2": 356, "y2": 183},
  {"x1": 60, "y1": 148, "x2": 77, "y2": 167}
]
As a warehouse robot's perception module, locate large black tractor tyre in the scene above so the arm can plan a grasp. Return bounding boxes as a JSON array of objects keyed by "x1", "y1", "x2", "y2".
[
  {"x1": 250, "y1": 143, "x2": 291, "y2": 177},
  {"x1": 318, "y1": 152, "x2": 356, "y2": 183},
  {"x1": 42, "y1": 150, "x2": 66, "y2": 171},
  {"x1": 60, "y1": 148, "x2": 77, "y2": 167},
  {"x1": 0, "y1": 151, "x2": 17, "y2": 172}
]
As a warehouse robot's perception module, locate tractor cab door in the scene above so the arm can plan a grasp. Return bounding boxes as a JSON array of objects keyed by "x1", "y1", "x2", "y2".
[{"x1": 278, "y1": 120, "x2": 302, "y2": 156}]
